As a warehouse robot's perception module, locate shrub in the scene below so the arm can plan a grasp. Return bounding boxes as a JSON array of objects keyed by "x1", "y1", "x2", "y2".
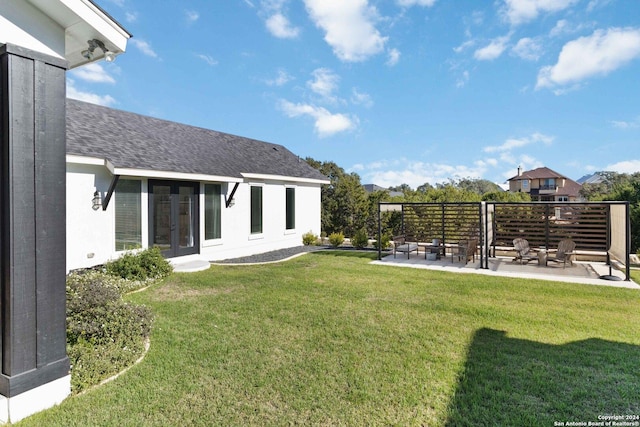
[
  {"x1": 66, "y1": 270, "x2": 153, "y2": 393},
  {"x1": 373, "y1": 234, "x2": 391, "y2": 250},
  {"x1": 302, "y1": 231, "x2": 318, "y2": 246},
  {"x1": 105, "y1": 247, "x2": 173, "y2": 281},
  {"x1": 328, "y1": 232, "x2": 344, "y2": 247},
  {"x1": 351, "y1": 228, "x2": 369, "y2": 249}
]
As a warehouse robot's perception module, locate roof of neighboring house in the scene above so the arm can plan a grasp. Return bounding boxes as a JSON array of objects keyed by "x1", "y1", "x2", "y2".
[
  {"x1": 557, "y1": 179, "x2": 582, "y2": 197},
  {"x1": 507, "y1": 166, "x2": 566, "y2": 181},
  {"x1": 577, "y1": 172, "x2": 606, "y2": 184},
  {"x1": 363, "y1": 184, "x2": 403, "y2": 197},
  {"x1": 66, "y1": 99, "x2": 328, "y2": 183}
]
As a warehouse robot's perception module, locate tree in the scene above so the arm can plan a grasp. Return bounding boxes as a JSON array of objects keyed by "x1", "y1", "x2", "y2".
[
  {"x1": 482, "y1": 191, "x2": 531, "y2": 202},
  {"x1": 306, "y1": 158, "x2": 369, "y2": 237},
  {"x1": 456, "y1": 178, "x2": 503, "y2": 195}
]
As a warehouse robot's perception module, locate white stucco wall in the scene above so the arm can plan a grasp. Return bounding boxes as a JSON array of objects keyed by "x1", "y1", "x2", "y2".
[
  {"x1": 66, "y1": 164, "x2": 324, "y2": 270},
  {"x1": 0, "y1": 1, "x2": 65, "y2": 59},
  {"x1": 66, "y1": 162, "x2": 115, "y2": 271},
  {"x1": 200, "y1": 180, "x2": 322, "y2": 261}
]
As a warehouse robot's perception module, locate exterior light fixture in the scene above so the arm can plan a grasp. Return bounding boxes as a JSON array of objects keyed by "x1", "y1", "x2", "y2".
[
  {"x1": 81, "y1": 39, "x2": 116, "y2": 62},
  {"x1": 92, "y1": 191, "x2": 102, "y2": 211}
]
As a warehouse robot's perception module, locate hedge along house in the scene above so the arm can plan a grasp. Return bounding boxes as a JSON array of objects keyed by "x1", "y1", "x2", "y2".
[
  {"x1": 1, "y1": 0, "x2": 130, "y2": 422},
  {"x1": 66, "y1": 99, "x2": 329, "y2": 271}
]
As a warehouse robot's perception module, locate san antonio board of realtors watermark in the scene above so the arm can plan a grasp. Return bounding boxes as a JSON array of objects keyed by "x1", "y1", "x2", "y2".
[{"x1": 554, "y1": 414, "x2": 640, "y2": 426}]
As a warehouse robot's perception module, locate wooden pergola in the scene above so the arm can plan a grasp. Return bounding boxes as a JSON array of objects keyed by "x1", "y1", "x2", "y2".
[{"x1": 377, "y1": 201, "x2": 631, "y2": 281}]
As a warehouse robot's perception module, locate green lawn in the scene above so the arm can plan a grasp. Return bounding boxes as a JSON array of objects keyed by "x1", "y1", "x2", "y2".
[{"x1": 20, "y1": 252, "x2": 640, "y2": 426}]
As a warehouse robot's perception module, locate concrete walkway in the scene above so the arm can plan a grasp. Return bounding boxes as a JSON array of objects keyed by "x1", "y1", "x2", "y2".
[
  {"x1": 371, "y1": 254, "x2": 639, "y2": 289},
  {"x1": 171, "y1": 259, "x2": 211, "y2": 273}
]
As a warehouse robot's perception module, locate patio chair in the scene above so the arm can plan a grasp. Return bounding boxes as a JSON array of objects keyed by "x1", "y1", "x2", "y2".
[
  {"x1": 452, "y1": 239, "x2": 477, "y2": 264},
  {"x1": 393, "y1": 235, "x2": 419, "y2": 259},
  {"x1": 547, "y1": 239, "x2": 576, "y2": 268},
  {"x1": 513, "y1": 238, "x2": 535, "y2": 264}
]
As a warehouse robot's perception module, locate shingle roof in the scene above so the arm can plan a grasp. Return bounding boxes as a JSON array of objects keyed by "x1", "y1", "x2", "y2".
[
  {"x1": 66, "y1": 99, "x2": 328, "y2": 182},
  {"x1": 508, "y1": 167, "x2": 566, "y2": 181}
]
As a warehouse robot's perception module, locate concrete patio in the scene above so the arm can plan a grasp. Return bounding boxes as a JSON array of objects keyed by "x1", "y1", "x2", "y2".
[{"x1": 371, "y1": 253, "x2": 639, "y2": 289}]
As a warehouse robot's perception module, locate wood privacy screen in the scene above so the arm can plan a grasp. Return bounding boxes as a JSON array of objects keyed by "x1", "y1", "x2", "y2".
[
  {"x1": 489, "y1": 203, "x2": 610, "y2": 251},
  {"x1": 400, "y1": 203, "x2": 483, "y2": 244}
]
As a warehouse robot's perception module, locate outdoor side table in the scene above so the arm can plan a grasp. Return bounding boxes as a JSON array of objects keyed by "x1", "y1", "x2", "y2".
[
  {"x1": 420, "y1": 244, "x2": 443, "y2": 260},
  {"x1": 538, "y1": 250, "x2": 547, "y2": 266}
]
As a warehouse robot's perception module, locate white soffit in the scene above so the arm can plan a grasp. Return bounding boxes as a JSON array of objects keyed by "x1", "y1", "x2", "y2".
[
  {"x1": 67, "y1": 156, "x2": 243, "y2": 183},
  {"x1": 241, "y1": 173, "x2": 330, "y2": 185},
  {"x1": 27, "y1": 0, "x2": 130, "y2": 68}
]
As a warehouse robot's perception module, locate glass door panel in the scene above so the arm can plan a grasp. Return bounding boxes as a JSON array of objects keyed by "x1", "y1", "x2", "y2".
[
  {"x1": 179, "y1": 186, "x2": 196, "y2": 250},
  {"x1": 152, "y1": 185, "x2": 172, "y2": 254}
]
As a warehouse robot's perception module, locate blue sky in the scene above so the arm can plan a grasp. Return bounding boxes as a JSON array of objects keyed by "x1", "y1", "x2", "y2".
[{"x1": 70, "y1": 0, "x2": 640, "y2": 188}]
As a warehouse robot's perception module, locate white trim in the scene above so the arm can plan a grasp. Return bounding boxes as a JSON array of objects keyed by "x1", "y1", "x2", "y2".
[
  {"x1": 66, "y1": 158, "x2": 323, "y2": 185},
  {"x1": 66, "y1": 154, "x2": 105, "y2": 165},
  {"x1": 59, "y1": 0, "x2": 130, "y2": 47},
  {"x1": 112, "y1": 167, "x2": 242, "y2": 183},
  {"x1": 241, "y1": 172, "x2": 329, "y2": 185},
  {"x1": 0, "y1": 375, "x2": 70, "y2": 423}
]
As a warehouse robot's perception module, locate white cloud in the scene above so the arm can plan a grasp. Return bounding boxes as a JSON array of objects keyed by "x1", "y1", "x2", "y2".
[
  {"x1": 456, "y1": 70, "x2": 470, "y2": 88},
  {"x1": 69, "y1": 63, "x2": 115, "y2": 84},
  {"x1": 265, "y1": 13, "x2": 300, "y2": 38},
  {"x1": 512, "y1": 37, "x2": 542, "y2": 61},
  {"x1": 307, "y1": 68, "x2": 340, "y2": 102},
  {"x1": 501, "y1": 0, "x2": 578, "y2": 26},
  {"x1": 536, "y1": 27, "x2": 640, "y2": 90},
  {"x1": 278, "y1": 100, "x2": 358, "y2": 137},
  {"x1": 484, "y1": 132, "x2": 554, "y2": 153},
  {"x1": 196, "y1": 54, "x2": 218, "y2": 66},
  {"x1": 453, "y1": 39, "x2": 475, "y2": 53},
  {"x1": 125, "y1": 12, "x2": 137, "y2": 23},
  {"x1": 386, "y1": 48, "x2": 401, "y2": 66},
  {"x1": 303, "y1": 0, "x2": 387, "y2": 62},
  {"x1": 474, "y1": 34, "x2": 511, "y2": 61},
  {"x1": 550, "y1": 19, "x2": 569, "y2": 37},
  {"x1": 359, "y1": 159, "x2": 486, "y2": 188},
  {"x1": 604, "y1": 160, "x2": 640, "y2": 174},
  {"x1": 185, "y1": 10, "x2": 199, "y2": 23},
  {"x1": 587, "y1": 0, "x2": 612, "y2": 12},
  {"x1": 351, "y1": 88, "x2": 373, "y2": 108},
  {"x1": 610, "y1": 117, "x2": 640, "y2": 129},
  {"x1": 66, "y1": 79, "x2": 116, "y2": 107},
  {"x1": 396, "y1": 0, "x2": 437, "y2": 7},
  {"x1": 549, "y1": 19, "x2": 594, "y2": 37},
  {"x1": 130, "y1": 39, "x2": 158, "y2": 58},
  {"x1": 265, "y1": 69, "x2": 293, "y2": 86}
]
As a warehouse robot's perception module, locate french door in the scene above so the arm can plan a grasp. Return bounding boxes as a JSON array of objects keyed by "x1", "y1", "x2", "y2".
[{"x1": 149, "y1": 180, "x2": 199, "y2": 258}]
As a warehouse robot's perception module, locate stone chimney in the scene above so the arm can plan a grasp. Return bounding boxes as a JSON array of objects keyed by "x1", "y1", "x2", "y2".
[{"x1": 517, "y1": 166, "x2": 522, "y2": 176}]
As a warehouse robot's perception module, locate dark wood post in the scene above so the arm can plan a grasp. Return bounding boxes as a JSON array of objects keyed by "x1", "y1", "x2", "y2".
[{"x1": 0, "y1": 44, "x2": 70, "y2": 398}]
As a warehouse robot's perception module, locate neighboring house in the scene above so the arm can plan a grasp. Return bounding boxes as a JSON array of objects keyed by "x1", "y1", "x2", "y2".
[
  {"x1": 507, "y1": 166, "x2": 582, "y2": 202},
  {"x1": 66, "y1": 99, "x2": 329, "y2": 271},
  {"x1": 363, "y1": 184, "x2": 403, "y2": 198},
  {"x1": 577, "y1": 172, "x2": 606, "y2": 185}
]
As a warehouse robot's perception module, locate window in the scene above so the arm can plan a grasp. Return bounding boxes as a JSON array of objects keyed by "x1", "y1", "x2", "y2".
[
  {"x1": 542, "y1": 178, "x2": 556, "y2": 190},
  {"x1": 250, "y1": 186, "x2": 263, "y2": 234},
  {"x1": 204, "y1": 184, "x2": 221, "y2": 240},
  {"x1": 522, "y1": 180, "x2": 529, "y2": 190},
  {"x1": 286, "y1": 187, "x2": 295, "y2": 230},
  {"x1": 115, "y1": 179, "x2": 142, "y2": 251}
]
